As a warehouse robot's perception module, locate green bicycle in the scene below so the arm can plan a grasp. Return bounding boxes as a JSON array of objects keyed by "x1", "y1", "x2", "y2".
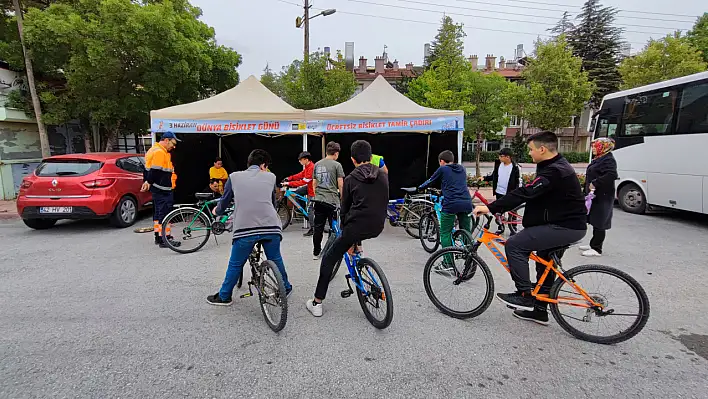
[{"x1": 160, "y1": 193, "x2": 234, "y2": 254}]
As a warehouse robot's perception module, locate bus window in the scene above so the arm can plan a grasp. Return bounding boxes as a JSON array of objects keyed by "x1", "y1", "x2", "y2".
[
  {"x1": 677, "y1": 82, "x2": 708, "y2": 134},
  {"x1": 594, "y1": 97, "x2": 623, "y2": 139},
  {"x1": 622, "y1": 90, "x2": 677, "y2": 136},
  {"x1": 595, "y1": 119, "x2": 618, "y2": 139}
]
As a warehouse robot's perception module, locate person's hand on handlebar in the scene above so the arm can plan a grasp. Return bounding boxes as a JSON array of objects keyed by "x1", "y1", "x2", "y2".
[{"x1": 472, "y1": 205, "x2": 490, "y2": 217}]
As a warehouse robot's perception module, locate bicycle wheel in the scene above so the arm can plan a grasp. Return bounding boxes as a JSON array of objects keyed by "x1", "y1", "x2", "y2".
[
  {"x1": 276, "y1": 199, "x2": 292, "y2": 230},
  {"x1": 161, "y1": 207, "x2": 211, "y2": 254},
  {"x1": 423, "y1": 247, "x2": 495, "y2": 319},
  {"x1": 549, "y1": 264, "x2": 650, "y2": 344},
  {"x1": 418, "y1": 211, "x2": 440, "y2": 253},
  {"x1": 258, "y1": 260, "x2": 288, "y2": 332},
  {"x1": 402, "y1": 201, "x2": 431, "y2": 239},
  {"x1": 355, "y1": 258, "x2": 393, "y2": 329},
  {"x1": 507, "y1": 204, "x2": 525, "y2": 235},
  {"x1": 452, "y1": 229, "x2": 474, "y2": 248}
]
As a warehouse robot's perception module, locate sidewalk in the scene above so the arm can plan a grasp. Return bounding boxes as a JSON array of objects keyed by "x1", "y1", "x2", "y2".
[
  {"x1": 463, "y1": 161, "x2": 589, "y2": 168},
  {"x1": 0, "y1": 200, "x2": 18, "y2": 220}
]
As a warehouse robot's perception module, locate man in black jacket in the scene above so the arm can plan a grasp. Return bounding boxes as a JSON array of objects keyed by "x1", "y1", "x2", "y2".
[
  {"x1": 483, "y1": 148, "x2": 521, "y2": 199},
  {"x1": 306, "y1": 140, "x2": 389, "y2": 317},
  {"x1": 473, "y1": 131, "x2": 586, "y2": 325}
]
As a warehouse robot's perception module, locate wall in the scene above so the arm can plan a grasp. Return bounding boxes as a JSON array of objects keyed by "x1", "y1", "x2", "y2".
[{"x1": 0, "y1": 121, "x2": 42, "y2": 200}]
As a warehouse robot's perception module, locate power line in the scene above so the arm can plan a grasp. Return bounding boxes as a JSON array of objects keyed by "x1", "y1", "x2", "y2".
[
  {"x1": 343, "y1": 0, "x2": 676, "y2": 35},
  {"x1": 272, "y1": 0, "x2": 650, "y2": 48},
  {"x1": 453, "y1": 0, "x2": 696, "y2": 23},
  {"x1": 488, "y1": 0, "x2": 700, "y2": 18}
]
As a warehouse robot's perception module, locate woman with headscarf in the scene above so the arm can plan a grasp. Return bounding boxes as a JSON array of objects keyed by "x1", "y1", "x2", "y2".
[{"x1": 580, "y1": 138, "x2": 618, "y2": 257}]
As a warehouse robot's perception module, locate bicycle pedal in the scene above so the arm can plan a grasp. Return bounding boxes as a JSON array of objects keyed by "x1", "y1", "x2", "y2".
[
  {"x1": 340, "y1": 289, "x2": 353, "y2": 298},
  {"x1": 239, "y1": 292, "x2": 252, "y2": 299}
]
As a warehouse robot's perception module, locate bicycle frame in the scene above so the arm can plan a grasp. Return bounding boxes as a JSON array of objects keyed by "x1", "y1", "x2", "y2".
[
  {"x1": 282, "y1": 188, "x2": 309, "y2": 218},
  {"x1": 329, "y1": 210, "x2": 378, "y2": 297},
  {"x1": 387, "y1": 194, "x2": 433, "y2": 225},
  {"x1": 471, "y1": 187, "x2": 523, "y2": 226},
  {"x1": 471, "y1": 218, "x2": 603, "y2": 310},
  {"x1": 177, "y1": 199, "x2": 231, "y2": 232}
]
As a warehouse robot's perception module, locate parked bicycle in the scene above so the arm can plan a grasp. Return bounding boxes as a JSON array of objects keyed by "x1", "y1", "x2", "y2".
[
  {"x1": 161, "y1": 193, "x2": 234, "y2": 254},
  {"x1": 321, "y1": 208, "x2": 393, "y2": 329},
  {"x1": 386, "y1": 187, "x2": 435, "y2": 239},
  {"x1": 276, "y1": 184, "x2": 310, "y2": 230},
  {"x1": 418, "y1": 189, "x2": 475, "y2": 253},
  {"x1": 470, "y1": 182, "x2": 524, "y2": 235},
  {"x1": 237, "y1": 242, "x2": 288, "y2": 332},
  {"x1": 422, "y1": 214, "x2": 650, "y2": 344}
]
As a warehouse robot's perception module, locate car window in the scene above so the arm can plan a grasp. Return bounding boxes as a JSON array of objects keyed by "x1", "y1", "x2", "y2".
[
  {"x1": 35, "y1": 160, "x2": 102, "y2": 177},
  {"x1": 132, "y1": 157, "x2": 146, "y2": 172},
  {"x1": 116, "y1": 157, "x2": 143, "y2": 174}
]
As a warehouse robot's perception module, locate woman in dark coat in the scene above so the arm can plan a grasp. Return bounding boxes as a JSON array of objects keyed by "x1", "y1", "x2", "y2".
[{"x1": 580, "y1": 138, "x2": 618, "y2": 257}]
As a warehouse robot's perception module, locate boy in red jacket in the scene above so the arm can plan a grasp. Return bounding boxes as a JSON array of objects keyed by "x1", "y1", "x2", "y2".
[{"x1": 284, "y1": 151, "x2": 315, "y2": 236}]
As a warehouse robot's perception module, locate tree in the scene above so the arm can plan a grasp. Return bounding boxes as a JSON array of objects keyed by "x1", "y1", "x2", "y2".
[
  {"x1": 17, "y1": 0, "x2": 242, "y2": 151},
  {"x1": 274, "y1": 52, "x2": 356, "y2": 110},
  {"x1": 510, "y1": 132, "x2": 527, "y2": 163},
  {"x1": 687, "y1": 13, "x2": 708, "y2": 64},
  {"x1": 549, "y1": 11, "x2": 574, "y2": 36},
  {"x1": 463, "y1": 72, "x2": 512, "y2": 177},
  {"x1": 523, "y1": 35, "x2": 594, "y2": 133},
  {"x1": 260, "y1": 64, "x2": 283, "y2": 97},
  {"x1": 425, "y1": 16, "x2": 466, "y2": 69},
  {"x1": 11, "y1": 0, "x2": 50, "y2": 157},
  {"x1": 567, "y1": 0, "x2": 624, "y2": 109},
  {"x1": 618, "y1": 32, "x2": 707, "y2": 89}
]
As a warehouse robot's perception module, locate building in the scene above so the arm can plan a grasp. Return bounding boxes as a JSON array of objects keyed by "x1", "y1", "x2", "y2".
[{"x1": 468, "y1": 48, "x2": 593, "y2": 153}]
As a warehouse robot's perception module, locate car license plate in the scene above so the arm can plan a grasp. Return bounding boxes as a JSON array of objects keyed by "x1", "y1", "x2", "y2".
[{"x1": 39, "y1": 206, "x2": 72, "y2": 214}]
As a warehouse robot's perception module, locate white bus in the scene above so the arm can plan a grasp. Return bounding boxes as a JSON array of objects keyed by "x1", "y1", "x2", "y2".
[{"x1": 593, "y1": 71, "x2": 708, "y2": 215}]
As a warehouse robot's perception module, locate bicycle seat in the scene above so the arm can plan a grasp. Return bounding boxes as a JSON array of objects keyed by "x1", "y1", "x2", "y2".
[
  {"x1": 195, "y1": 192, "x2": 215, "y2": 200},
  {"x1": 401, "y1": 187, "x2": 418, "y2": 193},
  {"x1": 546, "y1": 241, "x2": 582, "y2": 255}
]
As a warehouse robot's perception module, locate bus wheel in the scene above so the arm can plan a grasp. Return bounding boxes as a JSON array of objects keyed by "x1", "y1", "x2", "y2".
[{"x1": 618, "y1": 183, "x2": 646, "y2": 215}]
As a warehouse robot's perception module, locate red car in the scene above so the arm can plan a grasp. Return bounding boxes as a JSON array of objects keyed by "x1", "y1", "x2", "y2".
[{"x1": 17, "y1": 153, "x2": 153, "y2": 230}]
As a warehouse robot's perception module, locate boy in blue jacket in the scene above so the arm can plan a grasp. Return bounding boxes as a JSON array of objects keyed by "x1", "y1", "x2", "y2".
[{"x1": 419, "y1": 150, "x2": 473, "y2": 253}]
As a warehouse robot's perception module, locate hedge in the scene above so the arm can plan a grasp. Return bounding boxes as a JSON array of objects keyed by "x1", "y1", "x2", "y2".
[
  {"x1": 468, "y1": 173, "x2": 586, "y2": 187},
  {"x1": 462, "y1": 151, "x2": 589, "y2": 164}
]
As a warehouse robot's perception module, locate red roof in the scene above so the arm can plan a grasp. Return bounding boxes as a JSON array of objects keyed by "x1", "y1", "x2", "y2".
[
  {"x1": 354, "y1": 69, "x2": 418, "y2": 81},
  {"x1": 46, "y1": 152, "x2": 142, "y2": 161}
]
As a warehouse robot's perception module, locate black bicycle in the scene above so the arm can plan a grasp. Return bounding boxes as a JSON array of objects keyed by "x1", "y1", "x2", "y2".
[{"x1": 238, "y1": 242, "x2": 288, "y2": 332}]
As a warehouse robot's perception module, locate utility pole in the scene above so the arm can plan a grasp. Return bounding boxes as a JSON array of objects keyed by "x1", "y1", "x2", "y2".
[
  {"x1": 303, "y1": 0, "x2": 310, "y2": 61},
  {"x1": 12, "y1": 0, "x2": 50, "y2": 158}
]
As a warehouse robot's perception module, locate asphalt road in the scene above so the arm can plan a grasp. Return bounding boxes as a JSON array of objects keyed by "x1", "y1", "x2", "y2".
[
  {"x1": 1, "y1": 209, "x2": 708, "y2": 398},
  {"x1": 465, "y1": 163, "x2": 588, "y2": 177}
]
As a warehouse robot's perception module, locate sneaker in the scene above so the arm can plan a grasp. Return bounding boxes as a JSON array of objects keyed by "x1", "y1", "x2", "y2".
[
  {"x1": 306, "y1": 299, "x2": 323, "y2": 317},
  {"x1": 303, "y1": 229, "x2": 314, "y2": 237},
  {"x1": 206, "y1": 292, "x2": 233, "y2": 306},
  {"x1": 154, "y1": 235, "x2": 161, "y2": 245},
  {"x1": 285, "y1": 287, "x2": 293, "y2": 298},
  {"x1": 433, "y1": 261, "x2": 456, "y2": 277},
  {"x1": 496, "y1": 291, "x2": 535, "y2": 311},
  {"x1": 578, "y1": 245, "x2": 591, "y2": 251},
  {"x1": 513, "y1": 309, "x2": 550, "y2": 326},
  {"x1": 313, "y1": 253, "x2": 320, "y2": 260},
  {"x1": 159, "y1": 236, "x2": 182, "y2": 248},
  {"x1": 581, "y1": 249, "x2": 602, "y2": 257}
]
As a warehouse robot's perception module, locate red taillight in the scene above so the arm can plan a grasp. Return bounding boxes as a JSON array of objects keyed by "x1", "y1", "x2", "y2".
[
  {"x1": 83, "y1": 178, "x2": 115, "y2": 188},
  {"x1": 20, "y1": 179, "x2": 32, "y2": 189}
]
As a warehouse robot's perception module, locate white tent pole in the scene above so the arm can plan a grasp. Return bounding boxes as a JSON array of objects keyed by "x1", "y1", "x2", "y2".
[
  {"x1": 302, "y1": 132, "x2": 309, "y2": 230},
  {"x1": 457, "y1": 130, "x2": 463, "y2": 164},
  {"x1": 151, "y1": 130, "x2": 156, "y2": 145}
]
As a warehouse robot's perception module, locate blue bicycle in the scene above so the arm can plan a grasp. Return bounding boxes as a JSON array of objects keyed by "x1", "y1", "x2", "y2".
[
  {"x1": 276, "y1": 185, "x2": 310, "y2": 230},
  {"x1": 321, "y1": 208, "x2": 394, "y2": 329},
  {"x1": 418, "y1": 188, "x2": 475, "y2": 253}
]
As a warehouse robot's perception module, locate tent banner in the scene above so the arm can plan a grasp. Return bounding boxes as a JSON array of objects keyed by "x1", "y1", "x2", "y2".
[
  {"x1": 311, "y1": 116, "x2": 464, "y2": 133},
  {"x1": 151, "y1": 119, "x2": 315, "y2": 133}
]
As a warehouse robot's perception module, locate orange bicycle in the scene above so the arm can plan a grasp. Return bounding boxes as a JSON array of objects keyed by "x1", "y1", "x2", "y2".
[{"x1": 422, "y1": 215, "x2": 650, "y2": 344}]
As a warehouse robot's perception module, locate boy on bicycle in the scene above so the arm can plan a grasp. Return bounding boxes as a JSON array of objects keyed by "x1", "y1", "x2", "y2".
[
  {"x1": 283, "y1": 151, "x2": 315, "y2": 236},
  {"x1": 418, "y1": 150, "x2": 473, "y2": 260},
  {"x1": 306, "y1": 140, "x2": 389, "y2": 317},
  {"x1": 473, "y1": 131, "x2": 586, "y2": 325},
  {"x1": 207, "y1": 149, "x2": 292, "y2": 306}
]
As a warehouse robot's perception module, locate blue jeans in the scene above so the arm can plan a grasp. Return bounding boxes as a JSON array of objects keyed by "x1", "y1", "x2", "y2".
[{"x1": 219, "y1": 234, "x2": 292, "y2": 300}]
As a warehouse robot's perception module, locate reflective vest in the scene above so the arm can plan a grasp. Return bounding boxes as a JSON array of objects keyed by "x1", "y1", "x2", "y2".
[
  {"x1": 371, "y1": 154, "x2": 384, "y2": 168},
  {"x1": 145, "y1": 143, "x2": 177, "y2": 190}
]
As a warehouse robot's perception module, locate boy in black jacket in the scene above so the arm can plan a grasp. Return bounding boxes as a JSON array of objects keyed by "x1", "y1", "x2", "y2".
[
  {"x1": 473, "y1": 131, "x2": 586, "y2": 325},
  {"x1": 306, "y1": 140, "x2": 389, "y2": 317}
]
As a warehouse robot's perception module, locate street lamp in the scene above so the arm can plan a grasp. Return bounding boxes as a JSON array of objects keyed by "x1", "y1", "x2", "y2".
[{"x1": 295, "y1": 1, "x2": 336, "y2": 61}]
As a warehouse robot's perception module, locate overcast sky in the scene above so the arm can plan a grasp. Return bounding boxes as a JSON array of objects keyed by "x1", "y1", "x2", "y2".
[{"x1": 191, "y1": 0, "x2": 705, "y2": 80}]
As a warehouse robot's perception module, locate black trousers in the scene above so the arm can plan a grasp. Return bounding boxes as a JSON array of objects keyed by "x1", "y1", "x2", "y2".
[
  {"x1": 505, "y1": 224, "x2": 586, "y2": 297},
  {"x1": 314, "y1": 228, "x2": 373, "y2": 300},
  {"x1": 313, "y1": 201, "x2": 337, "y2": 256},
  {"x1": 590, "y1": 227, "x2": 606, "y2": 254},
  {"x1": 294, "y1": 185, "x2": 314, "y2": 228}
]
